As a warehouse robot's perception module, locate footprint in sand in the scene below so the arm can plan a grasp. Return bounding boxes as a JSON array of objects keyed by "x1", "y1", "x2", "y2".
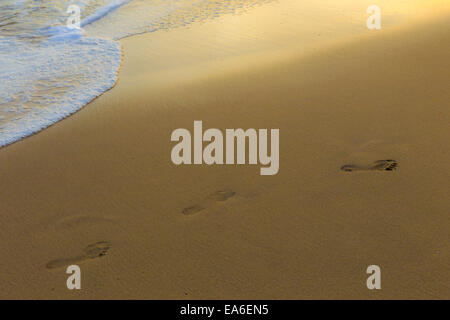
[
  {"x1": 182, "y1": 190, "x2": 236, "y2": 216},
  {"x1": 46, "y1": 241, "x2": 111, "y2": 269},
  {"x1": 341, "y1": 160, "x2": 398, "y2": 172}
]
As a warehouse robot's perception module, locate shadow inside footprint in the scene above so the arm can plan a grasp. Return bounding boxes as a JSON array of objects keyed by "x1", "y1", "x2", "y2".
[
  {"x1": 341, "y1": 160, "x2": 398, "y2": 172},
  {"x1": 83, "y1": 241, "x2": 111, "y2": 258},
  {"x1": 182, "y1": 190, "x2": 236, "y2": 215},
  {"x1": 182, "y1": 204, "x2": 206, "y2": 216},
  {"x1": 46, "y1": 241, "x2": 111, "y2": 269}
]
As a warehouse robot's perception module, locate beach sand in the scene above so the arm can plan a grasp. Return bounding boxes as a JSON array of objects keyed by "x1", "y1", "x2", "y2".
[{"x1": 0, "y1": 1, "x2": 449, "y2": 299}]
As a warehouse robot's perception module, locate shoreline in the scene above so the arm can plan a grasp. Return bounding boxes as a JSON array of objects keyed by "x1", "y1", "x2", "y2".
[
  {"x1": 2, "y1": 1, "x2": 449, "y2": 151},
  {"x1": 0, "y1": 2, "x2": 449, "y2": 299}
]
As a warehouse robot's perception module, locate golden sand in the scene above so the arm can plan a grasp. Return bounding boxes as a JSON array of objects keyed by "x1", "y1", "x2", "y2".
[{"x1": 0, "y1": 1, "x2": 449, "y2": 299}]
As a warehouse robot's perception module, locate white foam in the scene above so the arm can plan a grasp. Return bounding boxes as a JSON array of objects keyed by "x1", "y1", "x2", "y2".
[
  {"x1": 0, "y1": 36, "x2": 121, "y2": 147},
  {"x1": 0, "y1": 0, "x2": 126, "y2": 147}
]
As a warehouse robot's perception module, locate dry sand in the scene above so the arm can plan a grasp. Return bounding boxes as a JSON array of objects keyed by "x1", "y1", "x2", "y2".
[{"x1": 0, "y1": 1, "x2": 449, "y2": 299}]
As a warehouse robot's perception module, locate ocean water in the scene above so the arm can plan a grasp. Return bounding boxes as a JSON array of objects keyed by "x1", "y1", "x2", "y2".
[{"x1": 0, "y1": 0, "x2": 273, "y2": 147}]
